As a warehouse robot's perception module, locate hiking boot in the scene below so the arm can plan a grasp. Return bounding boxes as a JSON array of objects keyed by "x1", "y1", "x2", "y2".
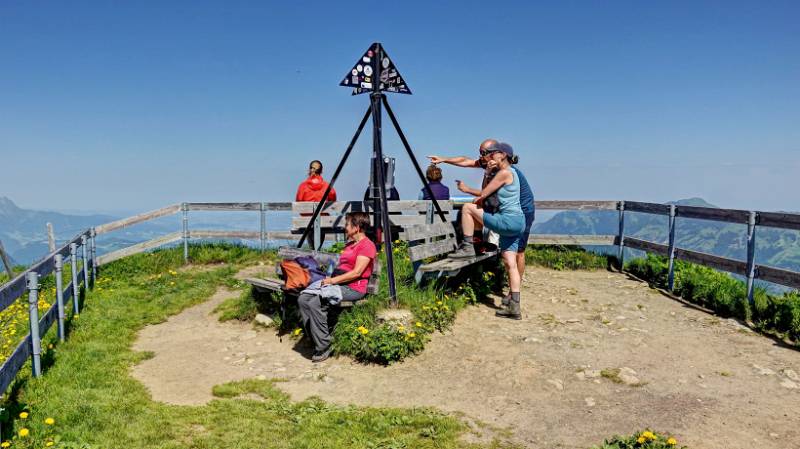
[
  {"x1": 449, "y1": 241, "x2": 476, "y2": 259},
  {"x1": 312, "y1": 346, "x2": 333, "y2": 363},
  {"x1": 500, "y1": 293, "x2": 511, "y2": 307},
  {"x1": 496, "y1": 299, "x2": 521, "y2": 320}
]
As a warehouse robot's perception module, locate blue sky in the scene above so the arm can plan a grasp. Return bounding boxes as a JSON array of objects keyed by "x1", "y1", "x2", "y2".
[{"x1": 2, "y1": 0, "x2": 798, "y2": 214}]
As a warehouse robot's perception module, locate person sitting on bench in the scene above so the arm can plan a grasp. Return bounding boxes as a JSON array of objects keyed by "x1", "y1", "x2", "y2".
[{"x1": 297, "y1": 211, "x2": 376, "y2": 362}]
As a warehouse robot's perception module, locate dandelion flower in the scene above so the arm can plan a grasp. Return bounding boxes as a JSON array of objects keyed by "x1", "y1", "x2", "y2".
[
  {"x1": 19, "y1": 412, "x2": 28, "y2": 419},
  {"x1": 48, "y1": 344, "x2": 54, "y2": 349},
  {"x1": 1, "y1": 441, "x2": 9, "y2": 448},
  {"x1": 667, "y1": 437, "x2": 677, "y2": 446},
  {"x1": 293, "y1": 328, "x2": 302, "y2": 336},
  {"x1": 357, "y1": 326, "x2": 369, "y2": 335},
  {"x1": 408, "y1": 332, "x2": 416, "y2": 338},
  {"x1": 47, "y1": 442, "x2": 55, "y2": 447},
  {"x1": 637, "y1": 436, "x2": 645, "y2": 444},
  {"x1": 415, "y1": 321, "x2": 422, "y2": 327},
  {"x1": 45, "y1": 417, "x2": 55, "y2": 425},
  {"x1": 18, "y1": 428, "x2": 29, "y2": 437}
]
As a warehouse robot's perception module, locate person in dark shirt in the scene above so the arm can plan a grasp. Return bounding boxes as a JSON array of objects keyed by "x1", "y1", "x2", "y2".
[{"x1": 418, "y1": 164, "x2": 450, "y2": 200}]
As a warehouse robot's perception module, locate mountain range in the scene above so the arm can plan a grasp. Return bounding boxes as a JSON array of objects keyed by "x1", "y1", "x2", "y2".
[{"x1": 1, "y1": 196, "x2": 798, "y2": 274}]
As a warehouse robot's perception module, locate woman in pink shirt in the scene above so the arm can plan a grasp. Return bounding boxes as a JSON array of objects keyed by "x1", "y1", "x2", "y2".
[{"x1": 297, "y1": 212, "x2": 376, "y2": 362}]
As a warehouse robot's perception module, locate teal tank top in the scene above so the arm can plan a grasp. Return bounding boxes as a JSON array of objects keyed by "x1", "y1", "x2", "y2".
[{"x1": 497, "y1": 168, "x2": 523, "y2": 215}]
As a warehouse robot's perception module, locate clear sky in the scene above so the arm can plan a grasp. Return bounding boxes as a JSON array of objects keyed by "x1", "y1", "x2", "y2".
[{"x1": 2, "y1": 0, "x2": 798, "y2": 214}]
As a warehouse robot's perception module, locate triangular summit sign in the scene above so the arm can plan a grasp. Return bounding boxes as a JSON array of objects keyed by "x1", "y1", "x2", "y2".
[{"x1": 340, "y1": 43, "x2": 412, "y2": 95}]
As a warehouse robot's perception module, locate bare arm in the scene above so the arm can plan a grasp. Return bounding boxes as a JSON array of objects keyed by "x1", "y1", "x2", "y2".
[
  {"x1": 477, "y1": 169, "x2": 512, "y2": 202},
  {"x1": 427, "y1": 155, "x2": 478, "y2": 167},
  {"x1": 456, "y1": 181, "x2": 482, "y2": 197},
  {"x1": 323, "y1": 255, "x2": 372, "y2": 285}
]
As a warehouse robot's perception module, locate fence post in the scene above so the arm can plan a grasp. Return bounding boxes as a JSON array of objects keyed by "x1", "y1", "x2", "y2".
[
  {"x1": 667, "y1": 204, "x2": 677, "y2": 291},
  {"x1": 90, "y1": 227, "x2": 98, "y2": 280},
  {"x1": 55, "y1": 254, "x2": 66, "y2": 341},
  {"x1": 27, "y1": 272, "x2": 42, "y2": 377},
  {"x1": 617, "y1": 201, "x2": 626, "y2": 270},
  {"x1": 47, "y1": 222, "x2": 56, "y2": 252},
  {"x1": 81, "y1": 234, "x2": 89, "y2": 288},
  {"x1": 746, "y1": 211, "x2": 757, "y2": 305},
  {"x1": 70, "y1": 243, "x2": 79, "y2": 314},
  {"x1": 260, "y1": 202, "x2": 266, "y2": 252},
  {"x1": 182, "y1": 203, "x2": 189, "y2": 263}
]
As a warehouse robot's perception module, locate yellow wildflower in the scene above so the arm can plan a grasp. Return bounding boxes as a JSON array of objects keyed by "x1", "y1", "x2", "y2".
[
  {"x1": 18, "y1": 428, "x2": 29, "y2": 437},
  {"x1": 408, "y1": 332, "x2": 416, "y2": 338},
  {"x1": 436, "y1": 301, "x2": 442, "y2": 306},
  {"x1": 44, "y1": 417, "x2": 55, "y2": 425},
  {"x1": 47, "y1": 442, "x2": 55, "y2": 447},
  {"x1": 642, "y1": 431, "x2": 656, "y2": 440},
  {"x1": 637, "y1": 436, "x2": 645, "y2": 444},
  {"x1": 397, "y1": 325, "x2": 405, "y2": 331},
  {"x1": 415, "y1": 321, "x2": 422, "y2": 327},
  {"x1": 293, "y1": 328, "x2": 302, "y2": 336},
  {"x1": 170, "y1": 282, "x2": 175, "y2": 286},
  {"x1": 48, "y1": 344, "x2": 53, "y2": 349},
  {"x1": 19, "y1": 412, "x2": 28, "y2": 419},
  {"x1": 1, "y1": 441, "x2": 9, "y2": 448},
  {"x1": 422, "y1": 305, "x2": 429, "y2": 310},
  {"x1": 357, "y1": 326, "x2": 369, "y2": 335},
  {"x1": 667, "y1": 437, "x2": 677, "y2": 446}
]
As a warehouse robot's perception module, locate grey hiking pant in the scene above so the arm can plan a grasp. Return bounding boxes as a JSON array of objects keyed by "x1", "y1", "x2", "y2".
[{"x1": 297, "y1": 285, "x2": 364, "y2": 353}]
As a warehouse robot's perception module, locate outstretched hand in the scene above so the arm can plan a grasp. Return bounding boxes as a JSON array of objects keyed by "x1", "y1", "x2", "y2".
[
  {"x1": 427, "y1": 155, "x2": 444, "y2": 165},
  {"x1": 456, "y1": 180, "x2": 469, "y2": 193}
]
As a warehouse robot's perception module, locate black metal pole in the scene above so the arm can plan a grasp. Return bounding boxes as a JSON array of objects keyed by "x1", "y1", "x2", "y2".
[
  {"x1": 382, "y1": 96, "x2": 447, "y2": 222},
  {"x1": 298, "y1": 104, "x2": 373, "y2": 248},
  {"x1": 371, "y1": 91, "x2": 398, "y2": 304}
]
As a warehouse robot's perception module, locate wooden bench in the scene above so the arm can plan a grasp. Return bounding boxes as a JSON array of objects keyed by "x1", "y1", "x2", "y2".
[
  {"x1": 244, "y1": 246, "x2": 381, "y2": 318},
  {"x1": 405, "y1": 221, "x2": 499, "y2": 284}
]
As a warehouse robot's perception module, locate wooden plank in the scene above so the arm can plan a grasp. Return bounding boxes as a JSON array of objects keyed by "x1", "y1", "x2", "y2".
[
  {"x1": 756, "y1": 265, "x2": 800, "y2": 290},
  {"x1": 264, "y1": 202, "x2": 293, "y2": 211},
  {"x1": 675, "y1": 205, "x2": 750, "y2": 224},
  {"x1": 189, "y1": 230, "x2": 261, "y2": 239},
  {"x1": 95, "y1": 204, "x2": 181, "y2": 235},
  {"x1": 674, "y1": 248, "x2": 748, "y2": 276},
  {"x1": 292, "y1": 201, "x2": 368, "y2": 214},
  {"x1": 401, "y1": 222, "x2": 457, "y2": 241},
  {"x1": 624, "y1": 201, "x2": 671, "y2": 216},
  {"x1": 186, "y1": 202, "x2": 262, "y2": 211},
  {"x1": 624, "y1": 237, "x2": 670, "y2": 256},
  {"x1": 292, "y1": 200, "x2": 454, "y2": 214},
  {"x1": 408, "y1": 238, "x2": 458, "y2": 262},
  {"x1": 245, "y1": 277, "x2": 283, "y2": 292},
  {"x1": 757, "y1": 212, "x2": 800, "y2": 231},
  {"x1": 0, "y1": 276, "x2": 26, "y2": 312},
  {"x1": 534, "y1": 200, "x2": 619, "y2": 210},
  {"x1": 292, "y1": 214, "x2": 435, "y2": 229},
  {"x1": 417, "y1": 251, "x2": 498, "y2": 274},
  {"x1": 528, "y1": 234, "x2": 618, "y2": 246},
  {"x1": 97, "y1": 232, "x2": 182, "y2": 266},
  {"x1": 0, "y1": 334, "x2": 31, "y2": 393}
]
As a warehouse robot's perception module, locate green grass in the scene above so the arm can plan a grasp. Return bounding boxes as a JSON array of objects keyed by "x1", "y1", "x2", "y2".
[
  {"x1": 0, "y1": 243, "x2": 515, "y2": 449},
  {"x1": 525, "y1": 245, "x2": 616, "y2": 271},
  {"x1": 626, "y1": 254, "x2": 800, "y2": 343}
]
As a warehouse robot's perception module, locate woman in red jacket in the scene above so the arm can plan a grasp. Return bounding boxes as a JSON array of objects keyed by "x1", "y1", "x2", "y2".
[{"x1": 296, "y1": 160, "x2": 337, "y2": 202}]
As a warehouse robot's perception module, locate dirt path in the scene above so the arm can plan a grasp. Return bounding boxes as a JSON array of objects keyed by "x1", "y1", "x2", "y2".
[{"x1": 131, "y1": 267, "x2": 800, "y2": 449}]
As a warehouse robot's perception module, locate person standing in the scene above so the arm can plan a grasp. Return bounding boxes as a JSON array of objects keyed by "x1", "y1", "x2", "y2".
[{"x1": 448, "y1": 145, "x2": 526, "y2": 320}]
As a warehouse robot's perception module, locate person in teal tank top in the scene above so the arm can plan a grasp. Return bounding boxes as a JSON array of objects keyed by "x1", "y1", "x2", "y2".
[{"x1": 450, "y1": 144, "x2": 525, "y2": 319}]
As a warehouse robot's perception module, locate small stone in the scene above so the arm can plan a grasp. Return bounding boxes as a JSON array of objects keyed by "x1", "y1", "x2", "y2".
[
  {"x1": 769, "y1": 433, "x2": 779, "y2": 438},
  {"x1": 752, "y1": 364, "x2": 776, "y2": 376},
  {"x1": 585, "y1": 397, "x2": 596, "y2": 407},
  {"x1": 575, "y1": 372, "x2": 586, "y2": 381},
  {"x1": 566, "y1": 318, "x2": 581, "y2": 323},
  {"x1": 254, "y1": 313, "x2": 274, "y2": 327},
  {"x1": 615, "y1": 315, "x2": 627, "y2": 320},
  {"x1": 780, "y1": 379, "x2": 799, "y2": 389},
  {"x1": 376, "y1": 308, "x2": 414, "y2": 324},
  {"x1": 523, "y1": 337, "x2": 541, "y2": 343},
  {"x1": 782, "y1": 369, "x2": 799, "y2": 382},
  {"x1": 546, "y1": 379, "x2": 564, "y2": 391}
]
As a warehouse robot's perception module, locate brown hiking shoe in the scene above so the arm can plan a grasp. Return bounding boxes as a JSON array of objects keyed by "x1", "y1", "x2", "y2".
[
  {"x1": 496, "y1": 299, "x2": 521, "y2": 320},
  {"x1": 448, "y1": 241, "x2": 476, "y2": 259}
]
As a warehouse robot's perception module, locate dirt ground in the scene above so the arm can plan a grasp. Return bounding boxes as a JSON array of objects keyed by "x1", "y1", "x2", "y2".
[{"x1": 131, "y1": 267, "x2": 800, "y2": 449}]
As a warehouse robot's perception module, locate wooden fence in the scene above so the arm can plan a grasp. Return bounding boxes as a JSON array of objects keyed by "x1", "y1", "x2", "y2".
[{"x1": 2, "y1": 198, "x2": 799, "y2": 407}]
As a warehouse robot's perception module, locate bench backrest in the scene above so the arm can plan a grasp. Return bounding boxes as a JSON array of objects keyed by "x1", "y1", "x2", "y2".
[
  {"x1": 277, "y1": 246, "x2": 381, "y2": 295},
  {"x1": 403, "y1": 222, "x2": 459, "y2": 263},
  {"x1": 291, "y1": 200, "x2": 454, "y2": 231}
]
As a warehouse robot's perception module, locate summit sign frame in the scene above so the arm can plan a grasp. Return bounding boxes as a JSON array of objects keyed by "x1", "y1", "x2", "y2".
[{"x1": 298, "y1": 42, "x2": 446, "y2": 304}]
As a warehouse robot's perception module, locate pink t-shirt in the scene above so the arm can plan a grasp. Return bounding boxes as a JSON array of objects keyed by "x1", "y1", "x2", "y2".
[{"x1": 338, "y1": 237, "x2": 377, "y2": 294}]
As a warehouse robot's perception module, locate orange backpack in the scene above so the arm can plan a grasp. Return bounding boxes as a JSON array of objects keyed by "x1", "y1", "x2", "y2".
[{"x1": 280, "y1": 260, "x2": 311, "y2": 291}]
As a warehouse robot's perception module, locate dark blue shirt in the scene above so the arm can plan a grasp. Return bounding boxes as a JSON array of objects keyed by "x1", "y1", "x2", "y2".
[{"x1": 515, "y1": 168, "x2": 535, "y2": 217}]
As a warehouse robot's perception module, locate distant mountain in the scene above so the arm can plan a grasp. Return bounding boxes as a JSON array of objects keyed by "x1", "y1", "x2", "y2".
[
  {"x1": 0, "y1": 197, "x2": 178, "y2": 265},
  {"x1": 533, "y1": 198, "x2": 800, "y2": 273}
]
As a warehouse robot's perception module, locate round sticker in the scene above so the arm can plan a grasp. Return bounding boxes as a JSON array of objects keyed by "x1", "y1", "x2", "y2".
[
  {"x1": 364, "y1": 65, "x2": 373, "y2": 76},
  {"x1": 367, "y1": 50, "x2": 374, "y2": 57},
  {"x1": 382, "y1": 58, "x2": 390, "y2": 68},
  {"x1": 356, "y1": 64, "x2": 363, "y2": 72},
  {"x1": 351, "y1": 69, "x2": 358, "y2": 76},
  {"x1": 362, "y1": 56, "x2": 371, "y2": 63}
]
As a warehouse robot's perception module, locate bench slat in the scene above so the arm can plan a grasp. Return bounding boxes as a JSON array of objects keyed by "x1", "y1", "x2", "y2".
[
  {"x1": 402, "y1": 222, "x2": 457, "y2": 241},
  {"x1": 417, "y1": 251, "x2": 498, "y2": 273},
  {"x1": 292, "y1": 214, "x2": 451, "y2": 230},
  {"x1": 408, "y1": 238, "x2": 458, "y2": 262},
  {"x1": 292, "y1": 200, "x2": 453, "y2": 214}
]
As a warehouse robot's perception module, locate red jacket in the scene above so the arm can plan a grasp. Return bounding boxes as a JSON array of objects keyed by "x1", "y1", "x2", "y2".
[{"x1": 295, "y1": 175, "x2": 337, "y2": 202}]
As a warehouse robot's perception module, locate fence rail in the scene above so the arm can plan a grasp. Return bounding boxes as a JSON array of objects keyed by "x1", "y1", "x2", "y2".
[{"x1": 3, "y1": 198, "x2": 799, "y2": 403}]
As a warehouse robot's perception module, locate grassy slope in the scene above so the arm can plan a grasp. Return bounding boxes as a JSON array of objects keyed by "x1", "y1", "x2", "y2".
[{"x1": 1, "y1": 244, "x2": 512, "y2": 449}]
